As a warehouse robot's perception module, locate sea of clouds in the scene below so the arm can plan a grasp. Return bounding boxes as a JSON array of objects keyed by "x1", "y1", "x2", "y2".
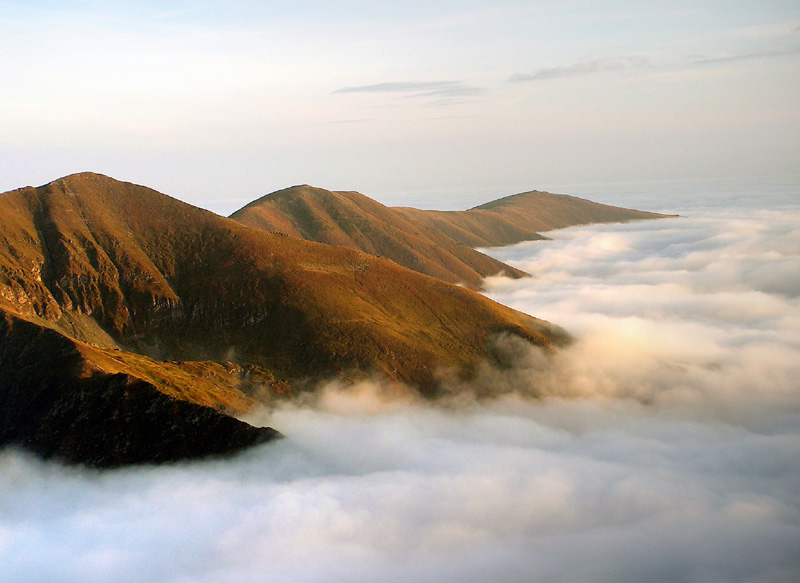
[{"x1": 2, "y1": 183, "x2": 799, "y2": 583}]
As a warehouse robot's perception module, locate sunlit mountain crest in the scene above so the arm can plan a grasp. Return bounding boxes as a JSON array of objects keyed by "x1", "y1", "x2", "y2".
[{"x1": 230, "y1": 184, "x2": 671, "y2": 287}]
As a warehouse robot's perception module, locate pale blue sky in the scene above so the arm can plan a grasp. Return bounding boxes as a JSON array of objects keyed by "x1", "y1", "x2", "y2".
[{"x1": 1, "y1": 0, "x2": 798, "y2": 212}]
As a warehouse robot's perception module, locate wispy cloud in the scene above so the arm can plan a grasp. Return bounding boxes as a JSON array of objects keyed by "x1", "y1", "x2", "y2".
[
  {"x1": 322, "y1": 118, "x2": 372, "y2": 125},
  {"x1": 687, "y1": 22, "x2": 800, "y2": 66},
  {"x1": 508, "y1": 55, "x2": 650, "y2": 83},
  {"x1": 690, "y1": 45, "x2": 800, "y2": 65},
  {"x1": 148, "y1": 6, "x2": 206, "y2": 21},
  {"x1": 334, "y1": 80, "x2": 484, "y2": 99}
]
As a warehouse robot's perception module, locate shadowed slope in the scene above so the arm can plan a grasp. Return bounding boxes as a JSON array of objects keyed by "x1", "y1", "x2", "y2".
[
  {"x1": 230, "y1": 185, "x2": 527, "y2": 288},
  {"x1": 0, "y1": 309, "x2": 279, "y2": 467},
  {"x1": 396, "y1": 190, "x2": 675, "y2": 247}
]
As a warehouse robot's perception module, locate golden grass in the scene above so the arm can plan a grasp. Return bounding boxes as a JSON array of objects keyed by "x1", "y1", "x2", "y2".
[{"x1": 0, "y1": 173, "x2": 565, "y2": 394}]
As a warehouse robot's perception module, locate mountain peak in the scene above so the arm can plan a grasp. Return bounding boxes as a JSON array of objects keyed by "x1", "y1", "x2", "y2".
[{"x1": 43, "y1": 171, "x2": 120, "y2": 189}]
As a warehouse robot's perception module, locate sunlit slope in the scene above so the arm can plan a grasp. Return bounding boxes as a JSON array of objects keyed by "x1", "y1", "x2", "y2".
[
  {"x1": 0, "y1": 173, "x2": 563, "y2": 390},
  {"x1": 396, "y1": 190, "x2": 674, "y2": 247},
  {"x1": 230, "y1": 185, "x2": 528, "y2": 288}
]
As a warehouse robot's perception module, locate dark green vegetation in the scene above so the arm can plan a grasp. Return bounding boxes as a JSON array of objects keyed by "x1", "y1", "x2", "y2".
[
  {"x1": 232, "y1": 186, "x2": 672, "y2": 283},
  {"x1": 0, "y1": 173, "x2": 579, "y2": 466}
]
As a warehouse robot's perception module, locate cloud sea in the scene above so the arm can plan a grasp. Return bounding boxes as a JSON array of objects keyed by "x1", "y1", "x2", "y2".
[{"x1": 2, "y1": 182, "x2": 798, "y2": 583}]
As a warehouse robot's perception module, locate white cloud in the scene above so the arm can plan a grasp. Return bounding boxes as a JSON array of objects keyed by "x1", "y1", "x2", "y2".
[
  {"x1": 2, "y1": 190, "x2": 799, "y2": 582},
  {"x1": 333, "y1": 81, "x2": 483, "y2": 96},
  {"x1": 479, "y1": 203, "x2": 800, "y2": 417}
]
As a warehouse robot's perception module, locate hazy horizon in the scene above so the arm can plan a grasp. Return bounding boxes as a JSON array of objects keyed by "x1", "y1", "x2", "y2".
[{"x1": 2, "y1": 1, "x2": 798, "y2": 213}]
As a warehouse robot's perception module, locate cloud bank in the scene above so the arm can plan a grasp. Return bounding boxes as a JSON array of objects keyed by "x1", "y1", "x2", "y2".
[
  {"x1": 479, "y1": 205, "x2": 800, "y2": 417},
  {"x1": 2, "y1": 189, "x2": 799, "y2": 582}
]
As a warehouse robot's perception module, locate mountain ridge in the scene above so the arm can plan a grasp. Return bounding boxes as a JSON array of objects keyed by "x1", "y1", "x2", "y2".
[
  {"x1": 395, "y1": 189, "x2": 674, "y2": 248},
  {"x1": 0, "y1": 173, "x2": 563, "y2": 383},
  {"x1": 230, "y1": 184, "x2": 528, "y2": 288},
  {"x1": 0, "y1": 172, "x2": 673, "y2": 467},
  {"x1": 0, "y1": 172, "x2": 569, "y2": 465},
  {"x1": 231, "y1": 185, "x2": 674, "y2": 280}
]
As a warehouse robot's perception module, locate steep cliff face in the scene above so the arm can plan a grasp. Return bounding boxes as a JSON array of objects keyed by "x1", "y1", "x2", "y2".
[{"x1": 0, "y1": 310, "x2": 279, "y2": 467}]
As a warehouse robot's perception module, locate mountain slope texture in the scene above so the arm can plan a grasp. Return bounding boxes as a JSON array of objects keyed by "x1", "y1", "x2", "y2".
[
  {"x1": 230, "y1": 185, "x2": 528, "y2": 288},
  {"x1": 0, "y1": 173, "x2": 569, "y2": 465},
  {"x1": 396, "y1": 190, "x2": 673, "y2": 247},
  {"x1": 231, "y1": 186, "x2": 673, "y2": 280},
  {"x1": 0, "y1": 309, "x2": 279, "y2": 467}
]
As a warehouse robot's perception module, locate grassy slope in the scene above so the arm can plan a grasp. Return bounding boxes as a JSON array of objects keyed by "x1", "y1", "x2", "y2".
[
  {"x1": 0, "y1": 173, "x2": 563, "y2": 393},
  {"x1": 396, "y1": 190, "x2": 676, "y2": 247},
  {"x1": 230, "y1": 185, "x2": 528, "y2": 288},
  {"x1": 0, "y1": 307, "x2": 279, "y2": 467},
  {"x1": 0, "y1": 299, "x2": 283, "y2": 415}
]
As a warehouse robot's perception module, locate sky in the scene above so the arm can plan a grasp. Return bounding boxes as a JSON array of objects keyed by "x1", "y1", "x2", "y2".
[
  {"x1": 2, "y1": 187, "x2": 798, "y2": 582},
  {"x1": 1, "y1": 0, "x2": 799, "y2": 214}
]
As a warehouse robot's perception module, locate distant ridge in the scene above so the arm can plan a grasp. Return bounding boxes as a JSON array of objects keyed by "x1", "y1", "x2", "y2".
[
  {"x1": 396, "y1": 190, "x2": 675, "y2": 248},
  {"x1": 232, "y1": 187, "x2": 674, "y2": 283},
  {"x1": 231, "y1": 185, "x2": 527, "y2": 288}
]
